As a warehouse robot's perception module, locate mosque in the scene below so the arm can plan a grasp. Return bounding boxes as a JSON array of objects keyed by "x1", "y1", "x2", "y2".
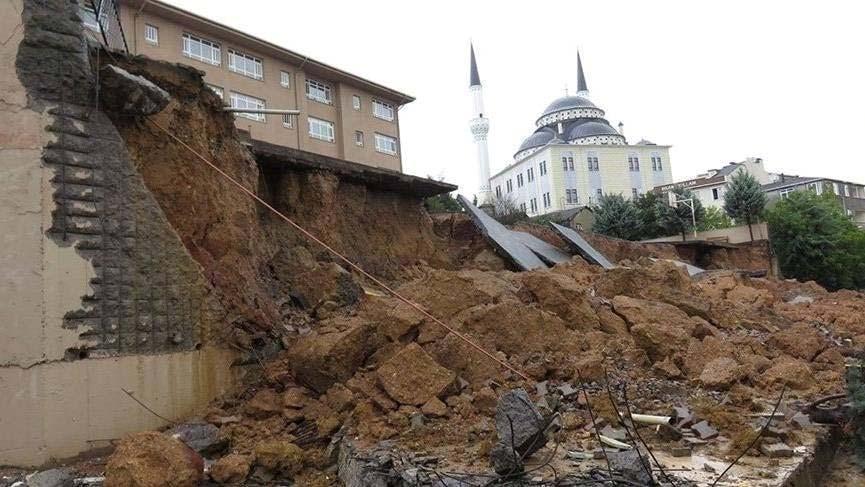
[{"x1": 469, "y1": 46, "x2": 674, "y2": 216}]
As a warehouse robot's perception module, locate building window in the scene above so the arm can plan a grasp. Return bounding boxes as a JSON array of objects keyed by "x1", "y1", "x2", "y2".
[
  {"x1": 517, "y1": 174, "x2": 524, "y2": 188},
  {"x1": 527, "y1": 167, "x2": 534, "y2": 182},
  {"x1": 228, "y1": 49, "x2": 263, "y2": 80},
  {"x1": 520, "y1": 202, "x2": 527, "y2": 213},
  {"x1": 207, "y1": 84, "x2": 224, "y2": 100},
  {"x1": 282, "y1": 114, "x2": 293, "y2": 128},
  {"x1": 712, "y1": 188, "x2": 719, "y2": 200},
  {"x1": 229, "y1": 92, "x2": 265, "y2": 122},
  {"x1": 807, "y1": 183, "x2": 819, "y2": 193},
  {"x1": 306, "y1": 79, "x2": 332, "y2": 104},
  {"x1": 539, "y1": 161, "x2": 547, "y2": 176},
  {"x1": 144, "y1": 24, "x2": 159, "y2": 44},
  {"x1": 628, "y1": 154, "x2": 640, "y2": 171},
  {"x1": 373, "y1": 100, "x2": 395, "y2": 121},
  {"x1": 374, "y1": 133, "x2": 398, "y2": 155},
  {"x1": 79, "y1": 3, "x2": 101, "y2": 32},
  {"x1": 530, "y1": 198, "x2": 538, "y2": 213},
  {"x1": 353, "y1": 131, "x2": 364, "y2": 146},
  {"x1": 566, "y1": 189, "x2": 579, "y2": 204},
  {"x1": 587, "y1": 153, "x2": 599, "y2": 171},
  {"x1": 495, "y1": 185, "x2": 502, "y2": 198},
  {"x1": 596, "y1": 188, "x2": 603, "y2": 198},
  {"x1": 632, "y1": 188, "x2": 639, "y2": 200},
  {"x1": 780, "y1": 187, "x2": 795, "y2": 199},
  {"x1": 182, "y1": 33, "x2": 221, "y2": 65},
  {"x1": 308, "y1": 117, "x2": 335, "y2": 142},
  {"x1": 651, "y1": 154, "x2": 663, "y2": 171},
  {"x1": 353, "y1": 95, "x2": 361, "y2": 110},
  {"x1": 280, "y1": 71, "x2": 291, "y2": 88},
  {"x1": 543, "y1": 192, "x2": 551, "y2": 208},
  {"x1": 506, "y1": 179, "x2": 513, "y2": 193}
]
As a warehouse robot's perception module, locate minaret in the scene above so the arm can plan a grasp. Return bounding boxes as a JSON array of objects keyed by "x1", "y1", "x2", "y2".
[
  {"x1": 576, "y1": 51, "x2": 589, "y2": 99},
  {"x1": 469, "y1": 43, "x2": 492, "y2": 204}
]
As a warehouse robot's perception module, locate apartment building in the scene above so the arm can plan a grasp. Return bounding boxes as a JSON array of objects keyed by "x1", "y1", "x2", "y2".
[{"x1": 117, "y1": 0, "x2": 411, "y2": 172}]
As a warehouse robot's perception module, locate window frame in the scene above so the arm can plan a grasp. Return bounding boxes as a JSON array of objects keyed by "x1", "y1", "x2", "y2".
[
  {"x1": 712, "y1": 188, "x2": 719, "y2": 200},
  {"x1": 144, "y1": 24, "x2": 159, "y2": 45},
  {"x1": 207, "y1": 84, "x2": 224, "y2": 100},
  {"x1": 374, "y1": 133, "x2": 398, "y2": 155},
  {"x1": 305, "y1": 79, "x2": 333, "y2": 105},
  {"x1": 229, "y1": 91, "x2": 266, "y2": 122},
  {"x1": 282, "y1": 113, "x2": 293, "y2": 128},
  {"x1": 182, "y1": 33, "x2": 221, "y2": 66},
  {"x1": 373, "y1": 99, "x2": 395, "y2": 121},
  {"x1": 228, "y1": 49, "x2": 264, "y2": 80},
  {"x1": 352, "y1": 95, "x2": 362, "y2": 111},
  {"x1": 779, "y1": 187, "x2": 795, "y2": 199},
  {"x1": 280, "y1": 71, "x2": 291, "y2": 88},
  {"x1": 527, "y1": 167, "x2": 534, "y2": 182},
  {"x1": 354, "y1": 130, "x2": 364, "y2": 146},
  {"x1": 308, "y1": 116, "x2": 336, "y2": 142},
  {"x1": 517, "y1": 174, "x2": 524, "y2": 188}
]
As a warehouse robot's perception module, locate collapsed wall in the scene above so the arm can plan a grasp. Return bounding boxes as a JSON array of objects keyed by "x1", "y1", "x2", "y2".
[{"x1": 0, "y1": 0, "x2": 236, "y2": 466}]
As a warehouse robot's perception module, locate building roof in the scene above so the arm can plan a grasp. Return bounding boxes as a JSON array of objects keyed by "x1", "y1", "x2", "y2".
[
  {"x1": 539, "y1": 95, "x2": 597, "y2": 118},
  {"x1": 761, "y1": 176, "x2": 821, "y2": 192},
  {"x1": 470, "y1": 43, "x2": 481, "y2": 87},
  {"x1": 125, "y1": 0, "x2": 415, "y2": 104},
  {"x1": 565, "y1": 119, "x2": 621, "y2": 140},
  {"x1": 252, "y1": 140, "x2": 456, "y2": 197},
  {"x1": 516, "y1": 127, "x2": 557, "y2": 153}
]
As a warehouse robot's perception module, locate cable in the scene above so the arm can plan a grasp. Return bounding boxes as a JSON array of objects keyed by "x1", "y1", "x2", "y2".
[{"x1": 146, "y1": 118, "x2": 531, "y2": 383}]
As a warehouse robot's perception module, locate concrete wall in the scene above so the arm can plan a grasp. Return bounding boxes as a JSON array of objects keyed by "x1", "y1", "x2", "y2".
[
  {"x1": 1, "y1": 0, "x2": 238, "y2": 466},
  {"x1": 118, "y1": 1, "x2": 403, "y2": 171},
  {"x1": 643, "y1": 222, "x2": 769, "y2": 244}
]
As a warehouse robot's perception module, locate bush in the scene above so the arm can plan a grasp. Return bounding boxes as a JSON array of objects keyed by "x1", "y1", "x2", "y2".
[
  {"x1": 698, "y1": 207, "x2": 734, "y2": 232},
  {"x1": 424, "y1": 192, "x2": 462, "y2": 213},
  {"x1": 634, "y1": 192, "x2": 668, "y2": 239},
  {"x1": 766, "y1": 191, "x2": 865, "y2": 290},
  {"x1": 593, "y1": 193, "x2": 643, "y2": 240},
  {"x1": 489, "y1": 194, "x2": 528, "y2": 225}
]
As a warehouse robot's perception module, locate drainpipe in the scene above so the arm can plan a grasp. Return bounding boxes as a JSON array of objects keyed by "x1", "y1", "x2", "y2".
[{"x1": 131, "y1": 0, "x2": 152, "y2": 55}]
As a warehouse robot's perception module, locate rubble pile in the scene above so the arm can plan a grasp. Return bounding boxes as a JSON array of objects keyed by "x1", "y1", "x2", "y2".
[{"x1": 94, "y1": 258, "x2": 857, "y2": 485}]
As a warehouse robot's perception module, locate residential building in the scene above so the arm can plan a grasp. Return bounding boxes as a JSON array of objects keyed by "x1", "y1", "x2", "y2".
[
  {"x1": 763, "y1": 176, "x2": 865, "y2": 227},
  {"x1": 118, "y1": 0, "x2": 410, "y2": 172},
  {"x1": 486, "y1": 52, "x2": 673, "y2": 217},
  {"x1": 654, "y1": 157, "x2": 773, "y2": 209}
]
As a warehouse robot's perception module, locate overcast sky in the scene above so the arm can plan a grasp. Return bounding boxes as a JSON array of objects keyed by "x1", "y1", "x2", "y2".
[{"x1": 170, "y1": 0, "x2": 864, "y2": 195}]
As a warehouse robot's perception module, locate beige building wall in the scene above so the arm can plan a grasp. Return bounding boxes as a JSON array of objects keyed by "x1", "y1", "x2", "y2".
[
  {"x1": 643, "y1": 222, "x2": 770, "y2": 244},
  {"x1": 119, "y1": 1, "x2": 404, "y2": 171},
  {"x1": 1, "y1": 0, "x2": 239, "y2": 466}
]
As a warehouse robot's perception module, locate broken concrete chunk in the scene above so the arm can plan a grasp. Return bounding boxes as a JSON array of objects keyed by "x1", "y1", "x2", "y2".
[
  {"x1": 492, "y1": 389, "x2": 548, "y2": 461},
  {"x1": 244, "y1": 389, "x2": 283, "y2": 418},
  {"x1": 556, "y1": 382, "x2": 578, "y2": 398},
  {"x1": 25, "y1": 469, "x2": 72, "y2": 487},
  {"x1": 656, "y1": 423, "x2": 683, "y2": 441},
  {"x1": 608, "y1": 449, "x2": 653, "y2": 486},
  {"x1": 673, "y1": 406, "x2": 694, "y2": 428},
  {"x1": 760, "y1": 442, "x2": 794, "y2": 458},
  {"x1": 420, "y1": 397, "x2": 449, "y2": 417},
  {"x1": 99, "y1": 65, "x2": 171, "y2": 115},
  {"x1": 671, "y1": 446, "x2": 692, "y2": 457},
  {"x1": 210, "y1": 453, "x2": 252, "y2": 484},
  {"x1": 489, "y1": 442, "x2": 523, "y2": 475},
  {"x1": 376, "y1": 343, "x2": 456, "y2": 406},
  {"x1": 254, "y1": 441, "x2": 305, "y2": 476},
  {"x1": 691, "y1": 421, "x2": 719, "y2": 440},
  {"x1": 600, "y1": 425, "x2": 628, "y2": 442},
  {"x1": 683, "y1": 437, "x2": 708, "y2": 446},
  {"x1": 105, "y1": 432, "x2": 203, "y2": 487},
  {"x1": 168, "y1": 422, "x2": 225, "y2": 455}
]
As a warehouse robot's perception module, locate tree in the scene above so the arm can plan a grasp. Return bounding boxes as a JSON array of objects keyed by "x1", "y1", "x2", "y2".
[
  {"x1": 634, "y1": 192, "x2": 668, "y2": 239},
  {"x1": 766, "y1": 191, "x2": 865, "y2": 291},
  {"x1": 593, "y1": 193, "x2": 643, "y2": 240},
  {"x1": 698, "y1": 207, "x2": 734, "y2": 232},
  {"x1": 424, "y1": 192, "x2": 462, "y2": 213},
  {"x1": 489, "y1": 193, "x2": 527, "y2": 225},
  {"x1": 661, "y1": 188, "x2": 706, "y2": 241},
  {"x1": 723, "y1": 171, "x2": 767, "y2": 241}
]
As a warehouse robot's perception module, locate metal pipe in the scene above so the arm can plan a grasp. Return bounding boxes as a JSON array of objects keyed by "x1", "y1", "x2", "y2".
[
  {"x1": 599, "y1": 435, "x2": 632, "y2": 450},
  {"x1": 222, "y1": 108, "x2": 300, "y2": 115}
]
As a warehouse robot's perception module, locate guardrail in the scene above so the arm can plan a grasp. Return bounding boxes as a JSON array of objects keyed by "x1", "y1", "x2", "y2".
[{"x1": 83, "y1": 0, "x2": 129, "y2": 54}]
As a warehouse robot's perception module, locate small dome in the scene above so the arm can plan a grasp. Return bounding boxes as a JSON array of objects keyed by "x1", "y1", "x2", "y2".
[
  {"x1": 540, "y1": 96, "x2": 596, "y2": 117},
  {"x1": 565, "y1": 120, "x2": 621, "y2": 141},
  {"x1": 516, "y1": 127, "x2": 556, "y2": 154}
]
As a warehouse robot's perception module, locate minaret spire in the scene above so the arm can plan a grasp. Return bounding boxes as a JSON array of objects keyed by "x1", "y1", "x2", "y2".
[
  {"x1": 468, "y1": 43, "x2": 491, "y2": 204},
  {"x1": 576, "y1": 51, "x2": 589, "y2": 98},
  {"x1": 470, "y1": 43, "x2": 481, "y2": 87}
]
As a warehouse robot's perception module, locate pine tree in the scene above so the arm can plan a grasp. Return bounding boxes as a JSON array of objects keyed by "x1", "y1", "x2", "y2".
[
  {"x1": 593, "y1": 193, "x2": 643, "y2": 240},
  {"x1": 635, "y1": 192, "x2": 667, "y2": 239},
  {"x1": 723, "y1": 171, "x2": 767, "y2": 241}
]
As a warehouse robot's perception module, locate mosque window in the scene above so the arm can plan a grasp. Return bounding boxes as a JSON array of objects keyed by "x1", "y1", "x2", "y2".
[
  {"x1": 496, "y1": 185, "x2": 502, "y2": 198},
  {"x1": 539, "y1": 161, "x2": 547, "y2": 176},
  {"x1": 632, "y1": 188, "x2": 639, "y2": 200},
  {"x1": 527, "y1": 168, "x2": 535, "y2": 182},
  {"x1": 520, "y1": 202, "x2": 527, "y2": 213},
  {"x1": 596, "y1": 188, "x2": 603, "y2": 198},
  {"x1": 587, "y1": 153, "x2": 599, "y2": 171},
  {"x1": 628, "y1": 154, "x2": 640, "y2": 171},
  {"x1": 543, "y1": 192, "x2": 551, "y2": 208},
  {"x1": 507, "y1": 179, "x2": 513, "y2": 193},
  {"x1": 517, "y1": 174, "x2": 524, "y2": 188},
  {"x1": 562, "y1": 153, "x2": 574, "y2": 170},
  {"x1": 651, "y1": 154, "x2": 663, "y2": 171},
  {"x1": 530, "y1": 198, "x2": 538, "y2": 213}
]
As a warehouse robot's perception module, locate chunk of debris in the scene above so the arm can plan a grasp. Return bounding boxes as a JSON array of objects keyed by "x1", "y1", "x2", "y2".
[
  {"x1": 671, "y1": 446, "x2": 692, "y2": 457},
  {"x1": 210, "y1": 453, "x2": 252, "y2": 484},
  {"x1": 691, "y1": 421, "x2": 719, "y2": 440},
  {"x1": 99, "y1": 65, "x2": 170, "y2": 115},
  {"x1": 600, "y1": 425, "x2": 628, "y2": 442},
  {"x1": 420, "y1": 397, "x2": 449, "y2": 417},
  {"x1": 673, "y1": 406, "x2": 694, "y2": 428},
  {"x1": 168, "y1": 422, "x2": 225, "y2": 455},
  {"x1": 608, "y1": 449, "x2": 653, "y2": 486},
  {"x1": 104, "y1": 432, "x2": 203, "y2": 487},
  {"x1": 761, "y1": 442, "x2": 794, "y2": 458},
  {"x1": 656, "y1": 423, "x2": 683, "y2": 441},
  {"x1": 376, "y1": 343, "x2": 456, "y2": 406},
  {"x1": 556, "y1": 382, "x2": 578, "y2": 399},
  {"x1": 254, "y1": 441, "x2": 305, "y2": 476},
  {"x1": 25, "y1": 469, "x2": 71, "y2": 487},
  {"x1": 489, "y1": 389, "x2": 549, "y2": 474}
]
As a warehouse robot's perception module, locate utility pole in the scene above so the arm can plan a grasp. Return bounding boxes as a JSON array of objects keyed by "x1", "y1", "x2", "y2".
[{"x1": 672, "y1": 196, "x2": 697, "y2": 239}]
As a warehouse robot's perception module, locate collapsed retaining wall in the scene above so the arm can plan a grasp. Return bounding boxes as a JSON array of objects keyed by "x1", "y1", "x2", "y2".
[{"x1": 0, "y1": 0, "x2": 237, "y2": 466}]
